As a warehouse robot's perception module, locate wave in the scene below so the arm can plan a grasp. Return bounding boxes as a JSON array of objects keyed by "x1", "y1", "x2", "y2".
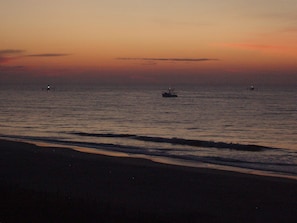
[
  {"x1": 1, "y1": 133, "x2": 296, "y2": 177},
  {"x1": 69, "y1": 132, "x2": 278, "y2": 152}
]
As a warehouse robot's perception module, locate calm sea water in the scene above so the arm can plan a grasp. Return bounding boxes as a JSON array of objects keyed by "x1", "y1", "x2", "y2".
[{"x1": 1, "y1": 84, "x2": 296, "y2": 178}]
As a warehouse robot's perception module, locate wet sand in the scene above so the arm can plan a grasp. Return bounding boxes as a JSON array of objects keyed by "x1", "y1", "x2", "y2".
[{"x1": 1, "y1": 139, "x2": 297, "y2": 222}]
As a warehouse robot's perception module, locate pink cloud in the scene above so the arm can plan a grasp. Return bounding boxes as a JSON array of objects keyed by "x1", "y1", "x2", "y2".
[
  {"x1": 0, "y1": 49, "x2": 25, "y2": 64},
  {"x1": 0, "y1": 56, "x2": 9, "y2": 64}
]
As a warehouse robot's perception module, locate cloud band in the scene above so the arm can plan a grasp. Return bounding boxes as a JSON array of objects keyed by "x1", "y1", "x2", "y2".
[
  {"x1": 116, "y1": 57, "x2": 219, "y2": 62},
  {"x1": 26, "y1": 53, "x2": 70, "y2": 57}
]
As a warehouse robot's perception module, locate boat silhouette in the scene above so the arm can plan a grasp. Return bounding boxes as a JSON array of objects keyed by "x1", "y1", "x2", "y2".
[{"x1": 162, "y1": 88, "x2": 178, "y2": 97}]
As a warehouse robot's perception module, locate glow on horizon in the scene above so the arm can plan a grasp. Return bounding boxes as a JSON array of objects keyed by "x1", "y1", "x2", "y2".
[{"x1": 0, "y1": 0, "x2": 297, "y2": 85}]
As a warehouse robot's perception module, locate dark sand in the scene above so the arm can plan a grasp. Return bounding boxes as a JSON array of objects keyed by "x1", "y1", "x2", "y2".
[{"x1": 1, "y1": 139, "x2": 297, "y2": 223}]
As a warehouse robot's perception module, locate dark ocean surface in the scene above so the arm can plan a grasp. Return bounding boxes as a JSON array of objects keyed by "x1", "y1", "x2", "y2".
[{"x1": 1, "y1": 84, "x2": 296, "y2": 178}]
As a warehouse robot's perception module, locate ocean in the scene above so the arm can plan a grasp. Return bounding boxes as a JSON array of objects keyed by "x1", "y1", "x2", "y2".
[{"x1": 1, "y1": 84, "x2": 296, "y2": 179}]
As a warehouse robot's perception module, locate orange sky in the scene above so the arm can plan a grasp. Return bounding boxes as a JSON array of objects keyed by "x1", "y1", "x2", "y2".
[{"x1": 1, "y1": 0, "x2": 297, "y2": 85}]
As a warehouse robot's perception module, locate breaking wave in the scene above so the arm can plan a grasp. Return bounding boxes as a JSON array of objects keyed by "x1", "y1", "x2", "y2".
[
  {"x1": 69, "y1": 131, "x2": 278, "y2": 152},
  {"x1": 1, "y1": 133, "x2": 297, "y2": 177}
]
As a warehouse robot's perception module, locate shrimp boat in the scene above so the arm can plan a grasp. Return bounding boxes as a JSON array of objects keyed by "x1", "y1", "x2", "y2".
[{"x1": 162, "y1": 88, "x2": 178, "y2": 97}]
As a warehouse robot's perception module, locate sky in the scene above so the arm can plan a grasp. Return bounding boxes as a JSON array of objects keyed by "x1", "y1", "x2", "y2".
[{"x1": 1, "y1": 0, "x2": 297, "y2": 86}]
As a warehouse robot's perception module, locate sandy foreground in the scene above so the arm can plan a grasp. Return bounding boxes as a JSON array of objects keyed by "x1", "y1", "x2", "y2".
[{"x1": 1, "y1": 139, "x2": 297, "y2": 223}]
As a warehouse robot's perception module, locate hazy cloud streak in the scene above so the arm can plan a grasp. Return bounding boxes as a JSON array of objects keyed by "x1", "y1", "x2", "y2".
[
  {"x1": 26, "y1": 53, "x2": 71, "y2": 57},
  {"x1": 117, "y1": 57, "x2": 219, "y2": 62},
  {"x1": 0, "y1": 49, "x2": 26, "y2": 64},
  {"x1": 0, "y1": 49, "x2": 26, "y2": 55},
  {"x1": 0, "y1": 49, "x2": 70, "y2": 65}
]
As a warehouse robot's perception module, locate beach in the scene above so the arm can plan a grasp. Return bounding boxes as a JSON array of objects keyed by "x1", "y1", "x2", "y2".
[{"x1": 1, "y1": 139, "x2": 297, "y2": 223}]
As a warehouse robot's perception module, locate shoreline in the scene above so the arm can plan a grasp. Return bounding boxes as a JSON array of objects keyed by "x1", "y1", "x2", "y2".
[
  {"x1": 1, "y1": 139, "x2": 297, "y2": 222},
  {"x1": 3, "y1": 136, "x2": 297, "y2": 180}
]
